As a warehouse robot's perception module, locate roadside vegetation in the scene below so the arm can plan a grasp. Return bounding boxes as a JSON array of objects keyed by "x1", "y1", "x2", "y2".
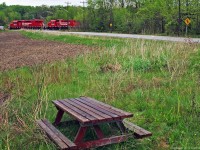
[
  {"x1": 0, "y1": 31, "x2": 200, "y2": 149},
  {"x1": 21, "y1": 31, "x2": 125, "y2": 48}
]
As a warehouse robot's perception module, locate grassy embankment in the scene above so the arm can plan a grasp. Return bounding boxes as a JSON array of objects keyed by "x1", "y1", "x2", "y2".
[{"x1": 0, "y1": 31, "x2": 200, "y2": 150}]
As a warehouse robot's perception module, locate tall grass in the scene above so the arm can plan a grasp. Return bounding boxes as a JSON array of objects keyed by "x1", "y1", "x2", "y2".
[
  {"x1": 21, "y1": 31, "x2": 125, "y2": 48},
  {"x1": 0, "y1": 32, "x2": 200, "y2": 149}
]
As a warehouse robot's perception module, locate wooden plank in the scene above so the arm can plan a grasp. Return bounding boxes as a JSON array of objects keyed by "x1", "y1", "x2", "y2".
[
  {"x1": 53, "y1": 100, "x2": 90, "y2": 124},
  {"x1": 60, "y1": 100, "x2": 97, "y2": 122},
  {"x1": 123, "y1": 120, "x2": 152, "y2": 139},
  {"x1": 76, "y1": 135, "x2": 131, "y2": 149},
  {"x1": 78, "y1": 98, "x2": 120, "y2": 119},
  {"x1": 82, "y1": 97, "x2": 133, "y2": 118},
  {"x1": 80, "y1": 97, "x2": 125, "y2": 117},
  {"x1": 54, "y1": 109, "x2": 64, "y2": 125},
  {"x1": 93, "y1": 125, "x2": 104, "y2": 139},
  {"x1": 75, "y1": 98, "x2": 112, "y2": 120},
  {"x1": 69, "y1": 98, "x2": 111, "y2": 121},
  {"x1": 37, "y1": 120, "x2": 68, "y2": 150},
  {"x1": 42, "y1": 119, "x2": 77, "y2": 149},
  {"x1": 80, "y1": 97, "x2": 127, "y2": 118},
  {"x1": 116, "y1": 121, "x2": 127, "y2": 134},
  {"x1": 74, "y1": 126, "x2": 88, "y2": 143},
  {"x1": 66, "y1": 99, "x2": 105, "y2": 121}
]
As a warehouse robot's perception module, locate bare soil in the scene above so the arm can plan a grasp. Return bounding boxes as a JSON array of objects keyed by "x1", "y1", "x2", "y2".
[
  {"x1": 0, "y1": 92, "x2": 10, "y2": 105},
  {"x1": 0, "y1": 32, "x2": 92, "y2": 71}
]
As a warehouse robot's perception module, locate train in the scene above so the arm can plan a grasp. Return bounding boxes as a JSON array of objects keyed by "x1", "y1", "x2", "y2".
[{"x1": 9, "y1": 19, "x2": 80, "y2": 30}]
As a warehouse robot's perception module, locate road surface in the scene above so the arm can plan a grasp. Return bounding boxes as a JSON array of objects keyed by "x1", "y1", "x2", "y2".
[{"x1": 40, "y1": 30, "x2": 200, "y2": 43}]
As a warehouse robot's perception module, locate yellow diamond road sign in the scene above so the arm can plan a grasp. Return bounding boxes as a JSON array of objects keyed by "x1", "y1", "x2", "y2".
[{"x1": 184, "y1": 18, "x2": 191, "y2": 25}]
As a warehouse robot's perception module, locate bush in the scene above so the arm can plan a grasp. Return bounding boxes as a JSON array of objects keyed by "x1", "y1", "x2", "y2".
[{"x1": 124, "y1": 57, "x2": 151, "y2": 71}]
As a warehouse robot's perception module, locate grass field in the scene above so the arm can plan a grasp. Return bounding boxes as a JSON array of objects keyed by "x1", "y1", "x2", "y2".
[{"x1": 0, "y1": 31, "x2": 200, "y2": 150}]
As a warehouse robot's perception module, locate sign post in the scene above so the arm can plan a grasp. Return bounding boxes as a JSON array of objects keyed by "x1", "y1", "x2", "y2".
[
  {"x1": 184, "y1": 18, "x2": 191, "y2": 36},
  {"x1": 109, "y1": 23, "x2": 113, "y2": 33}
]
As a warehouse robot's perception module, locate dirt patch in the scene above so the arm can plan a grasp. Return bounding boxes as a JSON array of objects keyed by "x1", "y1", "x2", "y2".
[
  {"x1": 122, "y1": 83, "x2": 136, "y2": 93},
  {"x1": 100, "y1": 63, "x2": 122, "y2": 73},
  {"x1": 158, "y1": 138, "x2": 169, "y2": 149},
  {"x1": 0, "y1": 92, "x2": 10, "y2": 105},
  {"x1": 0, "y1": 32, "x2": 93, "y2": 71}
]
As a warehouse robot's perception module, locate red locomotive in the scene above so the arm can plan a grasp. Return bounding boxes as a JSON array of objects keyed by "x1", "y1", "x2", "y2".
[
  {"x1": 47, "y1": 19, "x2": 68, "y2": 30},
  {"x1": 47, "y1": 19, "x2": 80, "y2": 30},
  {"x1": 9, "y1": 19, "x2": 80, "y2": 30},
  {"x1": 9, "y1": 19, "x2": 44, "y2": 29},
  {"x1": 9, "y1": 20, "x2": 23, "y2": 29},
  {"x1": 22, "y1": 19, "x2": 44, "y2": 29}
]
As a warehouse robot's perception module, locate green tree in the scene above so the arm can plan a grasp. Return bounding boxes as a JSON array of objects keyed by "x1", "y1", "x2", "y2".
[{"x1": 0, "y1": 11, "x2": 6, "y2": 25}]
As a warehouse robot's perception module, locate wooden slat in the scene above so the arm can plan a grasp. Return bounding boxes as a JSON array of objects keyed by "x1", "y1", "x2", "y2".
[
  {"x1": 77, "y1": 98, "x2": 120, "y2": 119},
  {"x1": 123, "y1": 120, "x2": 152, "y2": 139},
  {"x1": 37, "y1": 120, "x2": 68, "y2": 150},
  {"x1": 76, "y1": 98, "x2": 114, "y2": 120},
  {"x1": 53, "y1": 100, "x2": 90, "y2": 124},
  {"x1": 73, "y1": 98, "x2": 112, "y2": 120},
  {"x1": 80, "y1": 97, "x2": 125, "y2": 117},
  {"x1": 42, "y1": 119, "x2": 77, "y2": 148},
  {"x1": 60, "y1": 100, "x2": 97, "y2": 122},
  {"x1": 80, "y1": 97, "x2": 126, "y2": 118},
  {"x1": 75, "y1": 98, "x2": 113, "y2": 120},
  {"x1": 76, "y1": 135, "x2": 131, "y2": 149},
  {"x1": 82, "y1": 97, "x2": 133, "y2": 118},
  {"x1": 67, "y1": 99, "x2": 106, "y2": 121}
]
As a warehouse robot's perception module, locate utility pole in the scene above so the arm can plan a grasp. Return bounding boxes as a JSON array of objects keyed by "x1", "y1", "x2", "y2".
[
  {"x1": 121, "y1": 0, "x2": 124, "y2": 8},
  {"x1": 197, "y1": 0, "x2": 199, "y2": 34},
  {"x1": 110, "y1": 0, "x2": 114, "y2": 33},
  {"x1": 178, "y1": 0, "x2": 181, "y2": 36},
  {"x1": 65, "y1": 2, "x2": 71, "y2": 7},
  {"x1": 65, "y1": 2, "x2": 71, "y2": 19},
  {"x1": 80, "y1": 1, "x2": 87, "y2": 7},
  {"x1": 186, "y1": 0, "x2": 189, "y2": 36},
  {"x1": 80, "y1": 1, "x2": 87, "y2": 31}
]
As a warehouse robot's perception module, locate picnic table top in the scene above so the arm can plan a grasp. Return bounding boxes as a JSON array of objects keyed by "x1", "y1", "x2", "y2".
[{"x1": 53, "y1": 97, "x2": 133, "y2": 125}]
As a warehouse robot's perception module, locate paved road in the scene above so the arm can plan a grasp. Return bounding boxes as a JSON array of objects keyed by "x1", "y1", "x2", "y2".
[{"x1": 41, "y1": 30, "x2": 200, "y2": 43}]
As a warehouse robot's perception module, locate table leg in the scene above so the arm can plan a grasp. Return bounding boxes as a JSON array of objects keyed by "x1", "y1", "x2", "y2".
[
  {"x1": 53, "y1": 109, "x2": 64, "y2": 126},
  {"x1": 93, "y1": 125, "x2": 104, "y2": 139},
  {"x1": 116, "y1": 121, "x2": 127, "y2": 134},
  {"x1": 74, "y1": 126, "x2": 88, "y2": 143}
]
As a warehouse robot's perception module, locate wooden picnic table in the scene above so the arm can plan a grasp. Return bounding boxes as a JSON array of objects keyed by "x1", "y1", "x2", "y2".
[{"x1": 37, "y1": 97, "x2": 152, "y2": 149}]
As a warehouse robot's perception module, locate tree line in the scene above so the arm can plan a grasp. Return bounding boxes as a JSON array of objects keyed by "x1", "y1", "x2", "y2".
[{"x1": 0, "y1": 0, "x2": 200, "y2": 35}]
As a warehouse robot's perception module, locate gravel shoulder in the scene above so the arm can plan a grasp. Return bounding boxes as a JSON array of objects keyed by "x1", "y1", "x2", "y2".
[{"x1": 40, "y1": 30, "x2": 200, "y2": 43}]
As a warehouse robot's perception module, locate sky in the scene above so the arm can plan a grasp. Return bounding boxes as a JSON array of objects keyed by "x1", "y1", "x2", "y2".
[{"x1": 0, "y1": 0, "x2": 83, "y2": 6}]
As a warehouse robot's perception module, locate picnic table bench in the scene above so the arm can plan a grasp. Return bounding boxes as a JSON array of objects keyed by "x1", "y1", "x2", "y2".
[{"x1": 37, "y1": 97, "x2": 152, "y2": 149}]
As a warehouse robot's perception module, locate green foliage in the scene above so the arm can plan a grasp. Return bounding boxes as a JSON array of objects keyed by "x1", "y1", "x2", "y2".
[
  {"x1": 113, "y1": 8, "x2": 131, "y2": 33},
  {"x1": 189, "y1": 49, "x2": 200, "y2": 71},
  {"x1": 0, "y1": 11, "x2": 6, "y2": 25},
  {"x1": 124, "y1": 57, "x2": 151, "y2": 71},
  {"x1": 54, "y1": 10, "x2": 67, "y2": 19},
  {"x1": 1, "y1": 0, "x2": 200, "y2": 35},
  {"x1": 0, "y1": 3, "x2": 83, "y2": 26}
]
